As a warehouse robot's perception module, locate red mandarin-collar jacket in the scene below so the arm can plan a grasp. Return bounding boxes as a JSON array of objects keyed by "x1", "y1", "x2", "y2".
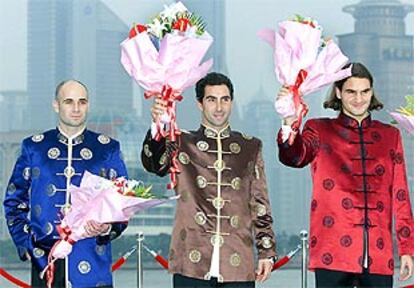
[{"x1": 278, "y1": 113, "x2": 414, "y2": 275}]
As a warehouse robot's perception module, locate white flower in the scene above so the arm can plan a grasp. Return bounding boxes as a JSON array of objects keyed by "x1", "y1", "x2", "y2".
[
  {"x1": 148, "y1": 18, "x2": 165, "y2": 39},
  {"x1": 127, "y1": 179, "x2": 143, "y2": 189},
  {"x1": 160, "y1": 2, "x2": 187, "y2": 20}
]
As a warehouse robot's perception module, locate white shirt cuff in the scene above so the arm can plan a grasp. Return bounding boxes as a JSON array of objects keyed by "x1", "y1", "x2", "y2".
[
  {"x1": 281, "y1": 123, "x2": 293, "y2": 143},
  {"x1": 100, "y1": 224, "x2": 112, "y2": 236},
  {"x1": 151, "y1": 122, "x2": 166, "y2": 139}
]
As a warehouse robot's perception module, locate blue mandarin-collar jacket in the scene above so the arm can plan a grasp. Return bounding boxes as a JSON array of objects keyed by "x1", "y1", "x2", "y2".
[{"x1": 4, "y1": 128, "x2": 128, "y2": 287}]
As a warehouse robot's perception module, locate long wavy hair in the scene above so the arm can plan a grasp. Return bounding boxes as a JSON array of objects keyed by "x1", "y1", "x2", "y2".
[{"x1": 323, "y1": 62, "x2": 383, "y2": 111}]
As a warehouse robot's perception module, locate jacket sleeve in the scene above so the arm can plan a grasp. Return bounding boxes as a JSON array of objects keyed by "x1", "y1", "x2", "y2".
[
  {"x1": 251, "y1": 141, "x2": 277, "y2": 259},
  {"x1": 3, "y1": 140, "x2": 48, "y2": 271},
  {"x1": 392, "y1": 130, "x2": 414, "y2": 256},
  {"x1": 3, "y1": 140, "x2": 32, "y2": 261},
  {"x1": 278, "y1": 120, "x2": 320, "y2": 168},
  {"x1": 140, "y1": 129, "x2": 177, "y2": 177},
  {"x1": 97, "y1": 140, "x2": 128, "y2": 244}
]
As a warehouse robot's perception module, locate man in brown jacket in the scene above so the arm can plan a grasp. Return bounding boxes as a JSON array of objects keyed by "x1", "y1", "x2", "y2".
[{"x1": 141, "y1": 72, "x2": 277, "y2": 287}]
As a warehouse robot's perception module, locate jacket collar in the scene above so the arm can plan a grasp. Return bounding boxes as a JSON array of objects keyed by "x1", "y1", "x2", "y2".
[
  {"x1": 337, "y1": 112, "x2": 372, "y2": 129},
  {"x1": 56, "y1": 126, "x2": 86, "y2": 145},
  {"x1": 199, "y1": 124, "x2": 231, "y2": 139}
]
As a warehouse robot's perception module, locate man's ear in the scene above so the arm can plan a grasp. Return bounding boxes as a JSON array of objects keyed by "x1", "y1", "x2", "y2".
[
  {"x1": 335, "y1": 87, "x2": 342, "y2": 100},
  {"x1": 197, "y1": 99, "x2": 203, "y2": 111},
  {"x1": 52, "y1": 99, "x2": 59, "y2": 113}
]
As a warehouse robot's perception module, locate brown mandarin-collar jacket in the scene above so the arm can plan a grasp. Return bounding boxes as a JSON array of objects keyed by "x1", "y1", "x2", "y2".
[{"x1": 142, "y1": 125, "x2": 276, "y2": 282}]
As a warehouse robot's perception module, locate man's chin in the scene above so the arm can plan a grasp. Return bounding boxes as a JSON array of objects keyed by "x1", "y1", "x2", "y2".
[{"x1": 66, "y1": 121, "x2": 86, "y2": 128}]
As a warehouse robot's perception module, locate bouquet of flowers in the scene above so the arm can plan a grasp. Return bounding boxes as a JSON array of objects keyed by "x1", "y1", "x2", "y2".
[
  {"x1": 44, "y1": 171, "x2": 178, "y2": 286},
  {"x1": 120, "y1": 2, "x2": 213, "y2": 188},
  {"x1": 258, "y1": 15, "x2": 352, "y2": 143},
  {"x1": 390, "y1": 95, "x2": 414, "y2": 135}
]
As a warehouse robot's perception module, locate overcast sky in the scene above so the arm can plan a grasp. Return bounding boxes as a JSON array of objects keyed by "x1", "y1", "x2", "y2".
[{"x1": 1, "y1": 0, "x2": 414, "y2": 105}]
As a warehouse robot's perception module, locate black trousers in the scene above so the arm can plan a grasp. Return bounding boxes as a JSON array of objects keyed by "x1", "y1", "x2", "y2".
[
  {"x1": 315, "y1": 268, "x2": 393, "y2": 288},
  {"x1": 31, "y1": 259, "x2": 112, "y2": 288},
  {"x1": 173, "y1": 274, "x2": 255, "y2": 288},
  {"x1": 31, "y1": 259, "x2": 65, "y2": 288}
]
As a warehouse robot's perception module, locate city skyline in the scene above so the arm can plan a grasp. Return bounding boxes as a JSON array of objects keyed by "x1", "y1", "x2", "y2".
[{"x1": 3, "y1": 0, "x2": 414, "y2": 105}]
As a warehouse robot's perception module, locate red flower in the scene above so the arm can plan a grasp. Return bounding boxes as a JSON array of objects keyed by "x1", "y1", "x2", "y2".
[
  {"x1": 301, "y1": 20, "x2": 316, "y2": 28},
  {"x1": 128, "y1": 24, "x2": 147, "y2": 39},
  {"x1": 172, "y1": 18, "x2": 191, "y2": 32}
]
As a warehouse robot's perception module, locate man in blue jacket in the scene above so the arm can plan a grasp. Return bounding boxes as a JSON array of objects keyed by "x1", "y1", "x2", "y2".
[{"x1": 3, "y1": 80, "x2": 128, "y2": 287}]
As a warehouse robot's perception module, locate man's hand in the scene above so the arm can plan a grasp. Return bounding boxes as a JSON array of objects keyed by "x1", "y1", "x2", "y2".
[
  {"x1": 151, "y1": 96, "x2": 168, "y2": 123},
  {"x1": 83, "y1": 220, "x2": 111, "y2": 238},
  {"x1": 276, "y1": 86, "x2": 298, "y2": 126},
  {"x1": 400, "y1": 254, "x2": 414, "y2": 281},
  {"x1": 256, "y1": 258, "x2": 273, "y2": 283}
]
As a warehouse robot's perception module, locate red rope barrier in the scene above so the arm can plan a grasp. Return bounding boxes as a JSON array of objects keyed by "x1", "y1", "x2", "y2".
[
  {"x1": 0, "y1": 267, "x2": 31, "y2": 288},
  {"x1": 111, "y1": 245, "x2": 137, "y2": 272},
  {"x1": 272, "y1": 245, "x2": 301, "y2": 271}
]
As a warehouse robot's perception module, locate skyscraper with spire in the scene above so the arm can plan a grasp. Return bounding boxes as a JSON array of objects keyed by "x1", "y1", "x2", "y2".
[
  {"x1": 27, "y1": 0, "x2": 133, "y2": 131},
  {"x1": 338, "y1": 0, "x2": 414, "y2": 112},
  {"x1": 338, "y1": 0, "x2": 414, "y2": 190}
]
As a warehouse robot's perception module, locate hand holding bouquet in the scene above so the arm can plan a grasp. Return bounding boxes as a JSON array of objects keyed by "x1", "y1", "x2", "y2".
[
  {"x1": 120, "y1": 1, "x2": 213, "y2": 189},
  {"x1": 258, "y1": 15, "x2": 351, "y2": 143},
  {"x1": 44, "y1": 171, "x2": 177, "y2": 287}
]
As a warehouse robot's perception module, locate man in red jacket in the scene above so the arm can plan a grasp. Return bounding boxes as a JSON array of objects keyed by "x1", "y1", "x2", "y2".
[{"x1": 278, "y1": 62, "x2": 414, "y2": 287}]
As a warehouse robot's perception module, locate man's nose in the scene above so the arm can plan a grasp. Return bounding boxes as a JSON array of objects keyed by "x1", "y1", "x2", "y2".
[
  {"x1": 216, "y1": 101, "x2": 222, "y2": 111},
  {"x1": 355, "y1": 93, "x2": 364, "y2": 102}
]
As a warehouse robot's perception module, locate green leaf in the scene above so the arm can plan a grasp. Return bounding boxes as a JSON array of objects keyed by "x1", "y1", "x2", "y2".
[{"x1": 132, "y1": 183, "x2": 155, "y2": 199}]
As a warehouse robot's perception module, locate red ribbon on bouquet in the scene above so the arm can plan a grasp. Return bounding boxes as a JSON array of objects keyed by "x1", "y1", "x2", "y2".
[
  {"x1": 45, "y1": 225, "x2": 76, "y2": 288},
  {"x1": 144, "y1": 84, "x2": 183, "y2": 142},
  {"x1": 167, "y1": 150, "x2": 181, "y2": 190},
  {"x1": 145, "y1": 84, "x2": 183, "y2": 189},
  {"x1": 288, "y1": 69, "x2": 309, "y2": 145}
]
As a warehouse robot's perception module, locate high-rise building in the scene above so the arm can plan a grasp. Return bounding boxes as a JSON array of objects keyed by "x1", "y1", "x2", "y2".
[
  {"x1": 0, "y1": 91, "x2": 28, "y2": 132},
  {"x1": 27, "y1": 0, "x2": 133, "y2": 131},
  {"x1": 338, "y1": 0, "x2": 414, "y2": 191},
  {"x1": 243, "y1": 86, "x2": 310, "y2": 235},
  {"x1": 338, "y1": 0, "x2": 414, "y2": 112}
]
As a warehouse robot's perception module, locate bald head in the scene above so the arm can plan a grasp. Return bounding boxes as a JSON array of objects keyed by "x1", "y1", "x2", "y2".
[{"x1": 55, "y1": 80, "x2": 89, "y2": 100}]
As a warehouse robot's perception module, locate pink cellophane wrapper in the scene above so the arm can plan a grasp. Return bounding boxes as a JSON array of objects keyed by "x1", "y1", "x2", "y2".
[
  {"x1": 258, "y1": 21, "x2": 352, "y2": 118},
  {"x1": 390, "y1": 112, "x2": 414, "y2": 136},
  {"x1": 51, "y1": 171, "x2": 179, "y2": 259},
  {"x1": 120, "y1": 30, "x2": 213, "y2": 94}
]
